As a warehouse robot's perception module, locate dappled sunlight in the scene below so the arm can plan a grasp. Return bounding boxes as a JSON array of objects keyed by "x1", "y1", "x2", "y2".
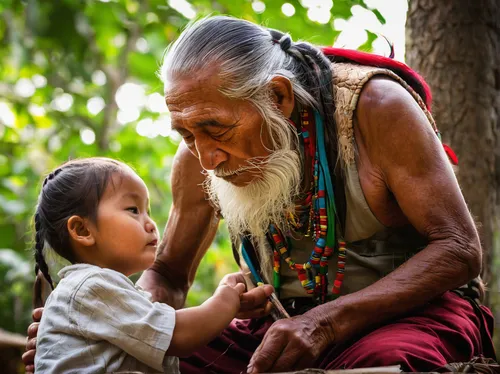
[{"x1": 0, "y1": 3, "x2": 410, "y2": 368}]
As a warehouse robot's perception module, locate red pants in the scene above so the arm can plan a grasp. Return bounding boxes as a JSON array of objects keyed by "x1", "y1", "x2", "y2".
[{"x1": 180, "y1": 292, "x2": 495, "y2": 373}]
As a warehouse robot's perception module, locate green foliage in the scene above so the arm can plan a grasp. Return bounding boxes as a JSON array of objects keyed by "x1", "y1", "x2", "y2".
[{"x1": 0, "y1": 0, "x2": 379, "y2": 337}]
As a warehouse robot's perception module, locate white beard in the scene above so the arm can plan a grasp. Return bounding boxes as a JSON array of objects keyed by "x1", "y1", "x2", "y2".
[{"x1": 204, "y1": 148, "x2": 302, "y2": 281}]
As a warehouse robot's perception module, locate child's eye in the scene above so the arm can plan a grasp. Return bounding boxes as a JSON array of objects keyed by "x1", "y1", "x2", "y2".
[{"x1": 126, "y1": 207, "x2": 139, "y2": 214}]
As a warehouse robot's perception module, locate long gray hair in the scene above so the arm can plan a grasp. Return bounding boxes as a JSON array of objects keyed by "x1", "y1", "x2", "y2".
[{"x1": 160, "y1": 15, "x2": 337, "y2": 159}]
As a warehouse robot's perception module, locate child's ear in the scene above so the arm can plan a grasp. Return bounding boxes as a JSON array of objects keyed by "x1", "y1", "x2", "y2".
[{"x1": 67, "y1": 216, "x2": 95, "y2": 247}]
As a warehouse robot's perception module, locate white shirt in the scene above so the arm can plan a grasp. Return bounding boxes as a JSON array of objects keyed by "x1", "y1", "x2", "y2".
[{"x1": 35, "y1": 264, "x2": 179, "y2": 374}]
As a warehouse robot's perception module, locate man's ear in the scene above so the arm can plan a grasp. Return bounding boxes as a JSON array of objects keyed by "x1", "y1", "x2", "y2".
[
  {"x1": 270, "y1": 75, "x2": 294, "y2": 118},
  {"x1": 67, "y1": 216, "x2": 95, "y2": 247}
]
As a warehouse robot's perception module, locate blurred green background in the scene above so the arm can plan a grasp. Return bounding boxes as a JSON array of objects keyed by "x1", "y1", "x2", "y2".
[
  {"x1": 6, "y1": 0, "x2": 482, "y2": 372},
  {"x1": 0, "y1": 0, "x2": 388, "y2": 334}
]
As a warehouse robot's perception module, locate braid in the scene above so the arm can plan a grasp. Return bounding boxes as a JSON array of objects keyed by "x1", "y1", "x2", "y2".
[
  {"x1": 269, "y1": 29, "x2": 293, "y2": 54},
  {"x1": 42, "y1": 167, "x2": 62, "y2": 187},
  {"x1": 269, "y1": 30, "x2": 339, "y2": 167},
  {"x1": 36, "y1": 166, "x2": 62, "y2": 285},
  {"x1": 34, "y1": 212, "x2": 54, "y2": 291},
  {"x1": 293, "y1": 42, "x2": 337, "y2": 149}
]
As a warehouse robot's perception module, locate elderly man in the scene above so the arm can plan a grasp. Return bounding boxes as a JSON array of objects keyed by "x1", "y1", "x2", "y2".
[{"x1": 25, "y1": 16, "x2": 495, "y2": 373}]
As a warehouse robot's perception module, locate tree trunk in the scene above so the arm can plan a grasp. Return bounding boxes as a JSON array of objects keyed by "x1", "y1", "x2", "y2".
[
  {"x1": 406, "y1": 0, "x2": 500, "y2": 293},
  {"x1": 406, "y1": 0, "x2": 500, "y2": 350}
]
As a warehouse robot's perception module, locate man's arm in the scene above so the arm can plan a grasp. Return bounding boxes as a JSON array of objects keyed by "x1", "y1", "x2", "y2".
[
  {"x1": 248, "y1": 77, "x2": 481, "y2": 372},
  {"x1": 138, "y1": 141, "x2": 220, "y2": 308},
  {"x1": 138, "y1": 143, "x2": 275, "y2": 313},
  {"x1": 320, "y1": 76, "x2": 481, "y2": 342}
]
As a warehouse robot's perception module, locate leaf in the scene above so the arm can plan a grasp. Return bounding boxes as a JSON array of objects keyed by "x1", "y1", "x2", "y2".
[
  {"x1": 0, "y1": 0, "x2": 384, "y2": 332},
  {"x1": 371, "y1": 8, "x2": 386, "y2": 25},
  {"x1": 358, "y1": 30, "x2": 378, "y2": 53}
]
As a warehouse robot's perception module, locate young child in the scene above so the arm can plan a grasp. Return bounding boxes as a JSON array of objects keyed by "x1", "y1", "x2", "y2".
[{"x1": 33, "y1": 157, "x2": 245, "y2": 374}]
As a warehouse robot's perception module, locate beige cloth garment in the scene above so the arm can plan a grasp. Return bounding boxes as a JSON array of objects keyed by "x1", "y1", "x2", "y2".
[
  {"x1": 255, "y1": 62, "x2": 433, "y2": 300},
  {"x1": 35, "y1": 264, "x2": 179, "y2": 374}
]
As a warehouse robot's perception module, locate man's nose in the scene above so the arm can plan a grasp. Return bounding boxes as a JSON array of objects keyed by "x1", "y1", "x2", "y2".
[{"x1": 195, "y1": 139, "x2": 229, "y2": 171}]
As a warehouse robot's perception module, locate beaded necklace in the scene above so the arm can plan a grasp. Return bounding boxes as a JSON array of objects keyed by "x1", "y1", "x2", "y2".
[{"x1": 241, "y1": 107, "x2": 346, "y2": 304}]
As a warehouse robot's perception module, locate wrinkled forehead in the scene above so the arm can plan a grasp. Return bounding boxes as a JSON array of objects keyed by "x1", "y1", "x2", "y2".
[
  {"x1": 164, "y1": 73, "x2": 243, "y2": 124},
  {"x1": 164, "y1": 66, "x2": 222, "y2": 105}
]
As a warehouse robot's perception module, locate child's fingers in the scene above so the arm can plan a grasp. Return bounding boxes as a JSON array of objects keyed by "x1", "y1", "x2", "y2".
[
  {"x1": 220, "y1": 272, "x2": 246, "y2": 288},
  {"x1": 234, "y1": 282, "x2": 246, "y2": 295}
]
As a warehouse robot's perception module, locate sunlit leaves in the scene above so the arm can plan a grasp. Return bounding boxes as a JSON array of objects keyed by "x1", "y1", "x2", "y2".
[{"x1": 0, "y1": 0, "x2": 382, "y2": 335}]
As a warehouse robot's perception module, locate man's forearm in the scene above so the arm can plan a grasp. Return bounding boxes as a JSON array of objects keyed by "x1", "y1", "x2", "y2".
[
  {"x1": 311, "y1": 237, "x2": 480, "y2": 344},
  {"x1": 141, "y1": 141, "x2": 220, "y2": 308},
  {"x1": 146, "y1": 258, "x2": 190, "y2": 308}
]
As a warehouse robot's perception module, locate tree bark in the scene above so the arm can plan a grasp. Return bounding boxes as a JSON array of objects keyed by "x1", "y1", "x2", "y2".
[{"x1": 406, "y1": 0, "x2": 500, "y2": 296}]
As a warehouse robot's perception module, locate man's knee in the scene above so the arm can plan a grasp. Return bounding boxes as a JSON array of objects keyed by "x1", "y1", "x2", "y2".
[
  {"x1": 325, "y1": 332, "x2": 447, "y2": 371},
  {"x1": 349, "y1": 342, "x2": 415, "y2": 369}
]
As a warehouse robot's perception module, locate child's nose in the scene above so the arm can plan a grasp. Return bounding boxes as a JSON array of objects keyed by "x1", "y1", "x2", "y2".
[{"x1": 145, "y1": 220, "x2": 156, "y2": 233}]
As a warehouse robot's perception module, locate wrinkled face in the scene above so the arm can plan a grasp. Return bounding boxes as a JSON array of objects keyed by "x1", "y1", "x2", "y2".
[
  {"x1": 165, "y1": 68, "x2": 303, "y2": 259},
  {"x1": 89, "y1": 168, "x2": 158, "y2": 276},
  {"x1": 165, "y1": 69, "x2": 273, "y2": 186}
]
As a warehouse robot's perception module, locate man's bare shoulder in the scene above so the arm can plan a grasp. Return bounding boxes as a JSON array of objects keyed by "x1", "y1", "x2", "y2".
[
  {"x1": 172, "y1": 142, "x2": 205, "y2": 183},
  {"x1": 174, "y1": 141, "x2": 203, "y2": 169},
  {"x1": 357, "y1": 76, "x2": 419, "y2": 121},
  {"x1": 354, "y1": 76, "x2": 434, "y2": 154}
]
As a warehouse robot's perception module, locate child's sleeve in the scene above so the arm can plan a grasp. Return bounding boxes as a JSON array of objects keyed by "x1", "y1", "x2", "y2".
[{"x1": 70, "y1": 270, "x2": 175, "y2": 372}]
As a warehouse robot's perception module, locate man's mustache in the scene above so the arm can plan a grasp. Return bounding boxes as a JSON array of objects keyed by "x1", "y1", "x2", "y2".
[{"x1": 213, "y1": 157, "x2": 269, "y2": 178}]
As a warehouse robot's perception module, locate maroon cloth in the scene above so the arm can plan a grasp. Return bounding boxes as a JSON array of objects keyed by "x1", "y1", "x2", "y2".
[{"x1": 180, "y1": 292, "x2": 495, "y2": 373}]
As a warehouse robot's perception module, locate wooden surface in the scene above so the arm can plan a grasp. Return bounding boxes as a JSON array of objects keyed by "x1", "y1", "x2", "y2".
[{"x1": 274, "y1": 366, "x2": 402, "y2": 374}]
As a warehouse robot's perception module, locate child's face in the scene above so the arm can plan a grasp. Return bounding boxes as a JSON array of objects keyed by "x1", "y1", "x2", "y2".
[{"x1": 89, "y1": 168, "x2": 159, "y2": 276}]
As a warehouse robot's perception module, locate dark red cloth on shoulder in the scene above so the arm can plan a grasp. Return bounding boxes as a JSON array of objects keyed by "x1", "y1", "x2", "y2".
[{"x1": 179, "y1": 292, "x2": 495, "y2": 373}]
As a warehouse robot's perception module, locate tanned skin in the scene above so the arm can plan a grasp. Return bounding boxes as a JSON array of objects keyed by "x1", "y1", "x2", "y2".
[
  {"x1": 247, "y1": 77, "x2": 481, "y2": 372},
  {"x1": 24, "y1": 74, "x2": 480, "y2": 373}
]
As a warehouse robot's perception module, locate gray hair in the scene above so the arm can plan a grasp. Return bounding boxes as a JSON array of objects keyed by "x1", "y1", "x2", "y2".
[{"x1": 159, "y1": 15, "x2": 337, "y2": 154}]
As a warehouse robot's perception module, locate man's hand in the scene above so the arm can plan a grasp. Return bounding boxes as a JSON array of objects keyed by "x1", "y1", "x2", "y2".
[
  {"x1": 23, "y1": 307, "x2": 43, "y2": 374},
  {"x1": 247, "y1": 311, "x2": 334, "y2": 373},
  {"x1": 220, "y1": 272, "x2": 274, "y2": 319}
]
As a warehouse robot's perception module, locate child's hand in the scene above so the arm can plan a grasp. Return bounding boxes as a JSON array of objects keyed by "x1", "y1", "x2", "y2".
[
  {"x1": 215, "y1": 276, "x2": 246, "y2": 309},
  {"x1": 216, "y1": 272, "x2": 275, "y2": 319}
]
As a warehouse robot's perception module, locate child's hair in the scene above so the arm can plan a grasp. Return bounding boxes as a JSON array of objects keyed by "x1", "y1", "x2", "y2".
[{"x1": 33, "y1": 157, "x2": 128, "y2": 297}]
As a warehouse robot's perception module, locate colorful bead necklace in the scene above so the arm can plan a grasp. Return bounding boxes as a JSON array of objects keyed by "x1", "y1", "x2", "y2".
[
  {"x1": 241, "y1": 107, "x2": 346, "y2": 304},
  {"x1": 268, "y1": 108, "x2": 344, "y2": 303}
]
